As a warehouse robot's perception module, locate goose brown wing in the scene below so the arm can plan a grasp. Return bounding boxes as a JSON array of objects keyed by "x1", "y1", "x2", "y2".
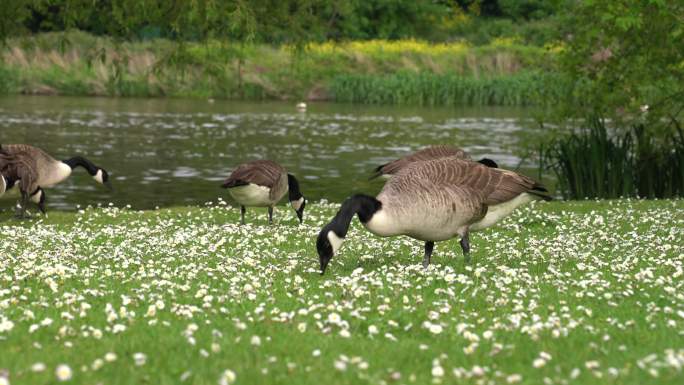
[
  {"x1": 3, "y1": 144, "x2": 58, "y2": 173},
  {"x1": 0, "y1": 151, "x2": 39, "y2": 194},
  {"x1": 382, "y1": 169, "x2": 488, "y2": 225},
  {"x1": 223, "y1": 160, "x2": 285, "y2": 188},
  {"x1": 373, "y1": 145, "x2": 470, "y2": 177},
  {"x1": 398, "y1": 157, "x2": 549, "y2": 205}
]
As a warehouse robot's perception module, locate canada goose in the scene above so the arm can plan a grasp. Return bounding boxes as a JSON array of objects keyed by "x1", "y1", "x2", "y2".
[
  {"x1": 0, "y1": 144, "x2": 111, "y2": 214},
  {"x1": 0, "y1": 149, "x2": 47, "y2": 217},
  {"x1": 221, "y1": 160, "x2": 306, "y2": 225},
  {"x1": 317, "y1": 157, "x2": 551, "y2": 274},
  {"x1": 0, "y1": 144, "x2": 111, "y2": 189},
  {"x1": 370, "y1": 145, "x2": 498, "y2": 179}
]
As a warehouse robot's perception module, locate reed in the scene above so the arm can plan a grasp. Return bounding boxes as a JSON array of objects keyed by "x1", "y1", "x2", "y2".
[
  {"x1": 331, "y1": 71, "x2": 567, "y2": 106},
  {"x1": 0, "y1": 66, "x2": 20, "y2": 93},
  {"x1": 544, "y1": 117, "x2": 684, "y2": 199}
]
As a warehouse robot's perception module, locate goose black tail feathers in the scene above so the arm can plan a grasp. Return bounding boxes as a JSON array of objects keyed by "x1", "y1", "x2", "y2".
[
  {"x1": 529, "y1": 183, "x2": 553, "y2": 201},
  {"x1": 477, "y1": 158, "x2": 498, "y2": 168},
  {"x1": 368, "y1": 164, "x2": 387, "y2": 180}
]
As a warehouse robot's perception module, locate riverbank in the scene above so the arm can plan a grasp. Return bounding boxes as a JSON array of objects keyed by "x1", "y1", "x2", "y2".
[
  {"x1": 1, "y1": 199, "x2": 682, "y2": 384},
  {"x1": 0, "y1": 31, "x2": 562, "y2": 106}
]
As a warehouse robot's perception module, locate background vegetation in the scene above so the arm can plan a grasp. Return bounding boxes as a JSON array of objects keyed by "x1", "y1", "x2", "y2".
[
  {"x1": 0, "y1": 0, "x2": 683, "y2": 198},
  {"x1": 0, "y1": 0, "x2": 569, "y2": 105},
  {"x1": 0, "y1": 32, "x2": 559, "y2": 104}
]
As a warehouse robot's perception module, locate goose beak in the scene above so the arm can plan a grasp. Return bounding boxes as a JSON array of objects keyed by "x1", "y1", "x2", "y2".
[{"x1": 104, "y1": 180, "x2": 113, "y2": 191}]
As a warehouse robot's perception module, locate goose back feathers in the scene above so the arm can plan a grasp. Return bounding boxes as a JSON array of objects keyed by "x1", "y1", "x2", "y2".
[
  {"x1": 371, "y1": 145, "x2": 470, "y2": 178},
  {"x1": 223, "y1": 160, "x2": 288, "y2": 204},
  {"x1": 371, "y1": 145, "x2": 498, "y2": 179},
  {"x1": 398, "y1": 156, "x2": 551, "y2": 206}
]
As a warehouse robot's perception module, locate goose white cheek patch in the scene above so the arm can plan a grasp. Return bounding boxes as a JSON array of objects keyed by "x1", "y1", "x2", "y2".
[
  {"x1": 93, "y1": 169, "x2": 104, "y2": 184},
  {"x1": 327, "y1": 231, "x2": 345, "y2": 254},
  {"x1": 291, "y1": 197, "x2": 305, "y2": 211}
]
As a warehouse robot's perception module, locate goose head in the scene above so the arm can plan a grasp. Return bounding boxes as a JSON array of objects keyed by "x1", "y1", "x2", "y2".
[
  {"x1": 290, "y1": 196, "x2": 307, "y2": 224},
  {"x1": 93, "y1": 168, "x2": 113, "y2": 190},
  {"x1": 316, "y1": 194, "x2": 381, "y2": 275},
  {"x1": 317, "y1": 225, "x2": 345, "y2": 275}
]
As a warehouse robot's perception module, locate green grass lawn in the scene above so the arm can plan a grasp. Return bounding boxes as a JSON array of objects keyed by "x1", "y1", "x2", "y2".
[{"x1": 0, "y1": 199, "x2": 683, "y2": 384}]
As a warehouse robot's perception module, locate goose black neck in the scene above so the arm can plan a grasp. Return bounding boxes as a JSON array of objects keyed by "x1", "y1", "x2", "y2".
[
  {"x1": 327, "y1": 194, "x2": 382, "y2": 238},
  {"x1": 63, "y1": 156, "x2": 98, "y2": 175},
  {"x1": 287, "y1": 173, "x2": 303, "y2": 201}
]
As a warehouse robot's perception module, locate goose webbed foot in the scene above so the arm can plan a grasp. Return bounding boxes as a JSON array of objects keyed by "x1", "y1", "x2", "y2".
[
  {"x1": 13, "y1": 202, "x2": 30, "y2": 220},
  {"x1": 423, "y1": 241, "x2": 434, "y2": 268},
  {"x1": 460, "y1": 232, "x2": 471, "y2": 263}
]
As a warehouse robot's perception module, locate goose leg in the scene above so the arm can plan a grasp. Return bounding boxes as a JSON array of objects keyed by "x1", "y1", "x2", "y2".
[
  {"x1": 268, "y1": 206, "x2": 274, "y2": 225},
  {"x1": 240, "y1": 205, "x2": 246, "y2": 225},
  {"x1": 36, "y1": 191, "x2": 46, "y2": 215},
  {"x1": 13, "y1": 201, "x2": 23, "y2": 218},
  {"x1": 423, "y1": 241, "x2": 434, "y2": 268},
  {"x1": 15, "y1": 193, "x2": 29, "y2": 219},
  {"x1": 460, "y1": 232, "x2": 471, "y2": 263}
]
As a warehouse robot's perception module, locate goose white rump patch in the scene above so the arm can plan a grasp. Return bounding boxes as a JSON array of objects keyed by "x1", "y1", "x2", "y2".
[
  {"x1": 0, "y1": 175, "x2": 5, "y2": 197},
  {"x1": 471, "y1": 192, "x2": 537, "y2": 231},
  {"x1": 228, "y1": 184, "x2": 273, "y2": 207}
]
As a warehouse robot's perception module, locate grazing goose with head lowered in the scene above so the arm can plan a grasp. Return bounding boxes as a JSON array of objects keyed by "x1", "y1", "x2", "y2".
[
  {"x1": 0, "y1": 149, "x2": 47, "y2": 217},
  {"x1": 0, "y1": 144, "x2": 111, "y2": 215},
  {"x1": 370, "y1": 145, "x2": 498, "y2": 179},
  {"x1": 317, "y1": 157, "x2": 551, "y2": 274},
  {"x1": 221, "y1": 160, "x2": 306, "y2": 225},
  {"x1": 0, "y1": 144, "x2": 111, "y2": 190}
]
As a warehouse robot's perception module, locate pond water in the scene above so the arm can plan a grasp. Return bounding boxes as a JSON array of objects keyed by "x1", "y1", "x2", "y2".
[{"x1": 0, "y1": 96, "x2": 544, "y2": 210}]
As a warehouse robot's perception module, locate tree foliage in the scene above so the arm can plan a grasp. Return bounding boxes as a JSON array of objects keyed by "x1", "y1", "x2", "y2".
[
  {"x1": 0, "y1": 0, "x2": 568, "y2": 44},
  {"x1": 1, "y1": 0, "x2": 333, "y2": 45},
  {"x1": 559, "y1": 0, "x2": 684, "y2": 123}
]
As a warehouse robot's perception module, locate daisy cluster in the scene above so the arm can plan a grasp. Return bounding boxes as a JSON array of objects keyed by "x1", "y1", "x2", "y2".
[{"x1": 0, "y1": 199, "x2": 682, "y2": 385}]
